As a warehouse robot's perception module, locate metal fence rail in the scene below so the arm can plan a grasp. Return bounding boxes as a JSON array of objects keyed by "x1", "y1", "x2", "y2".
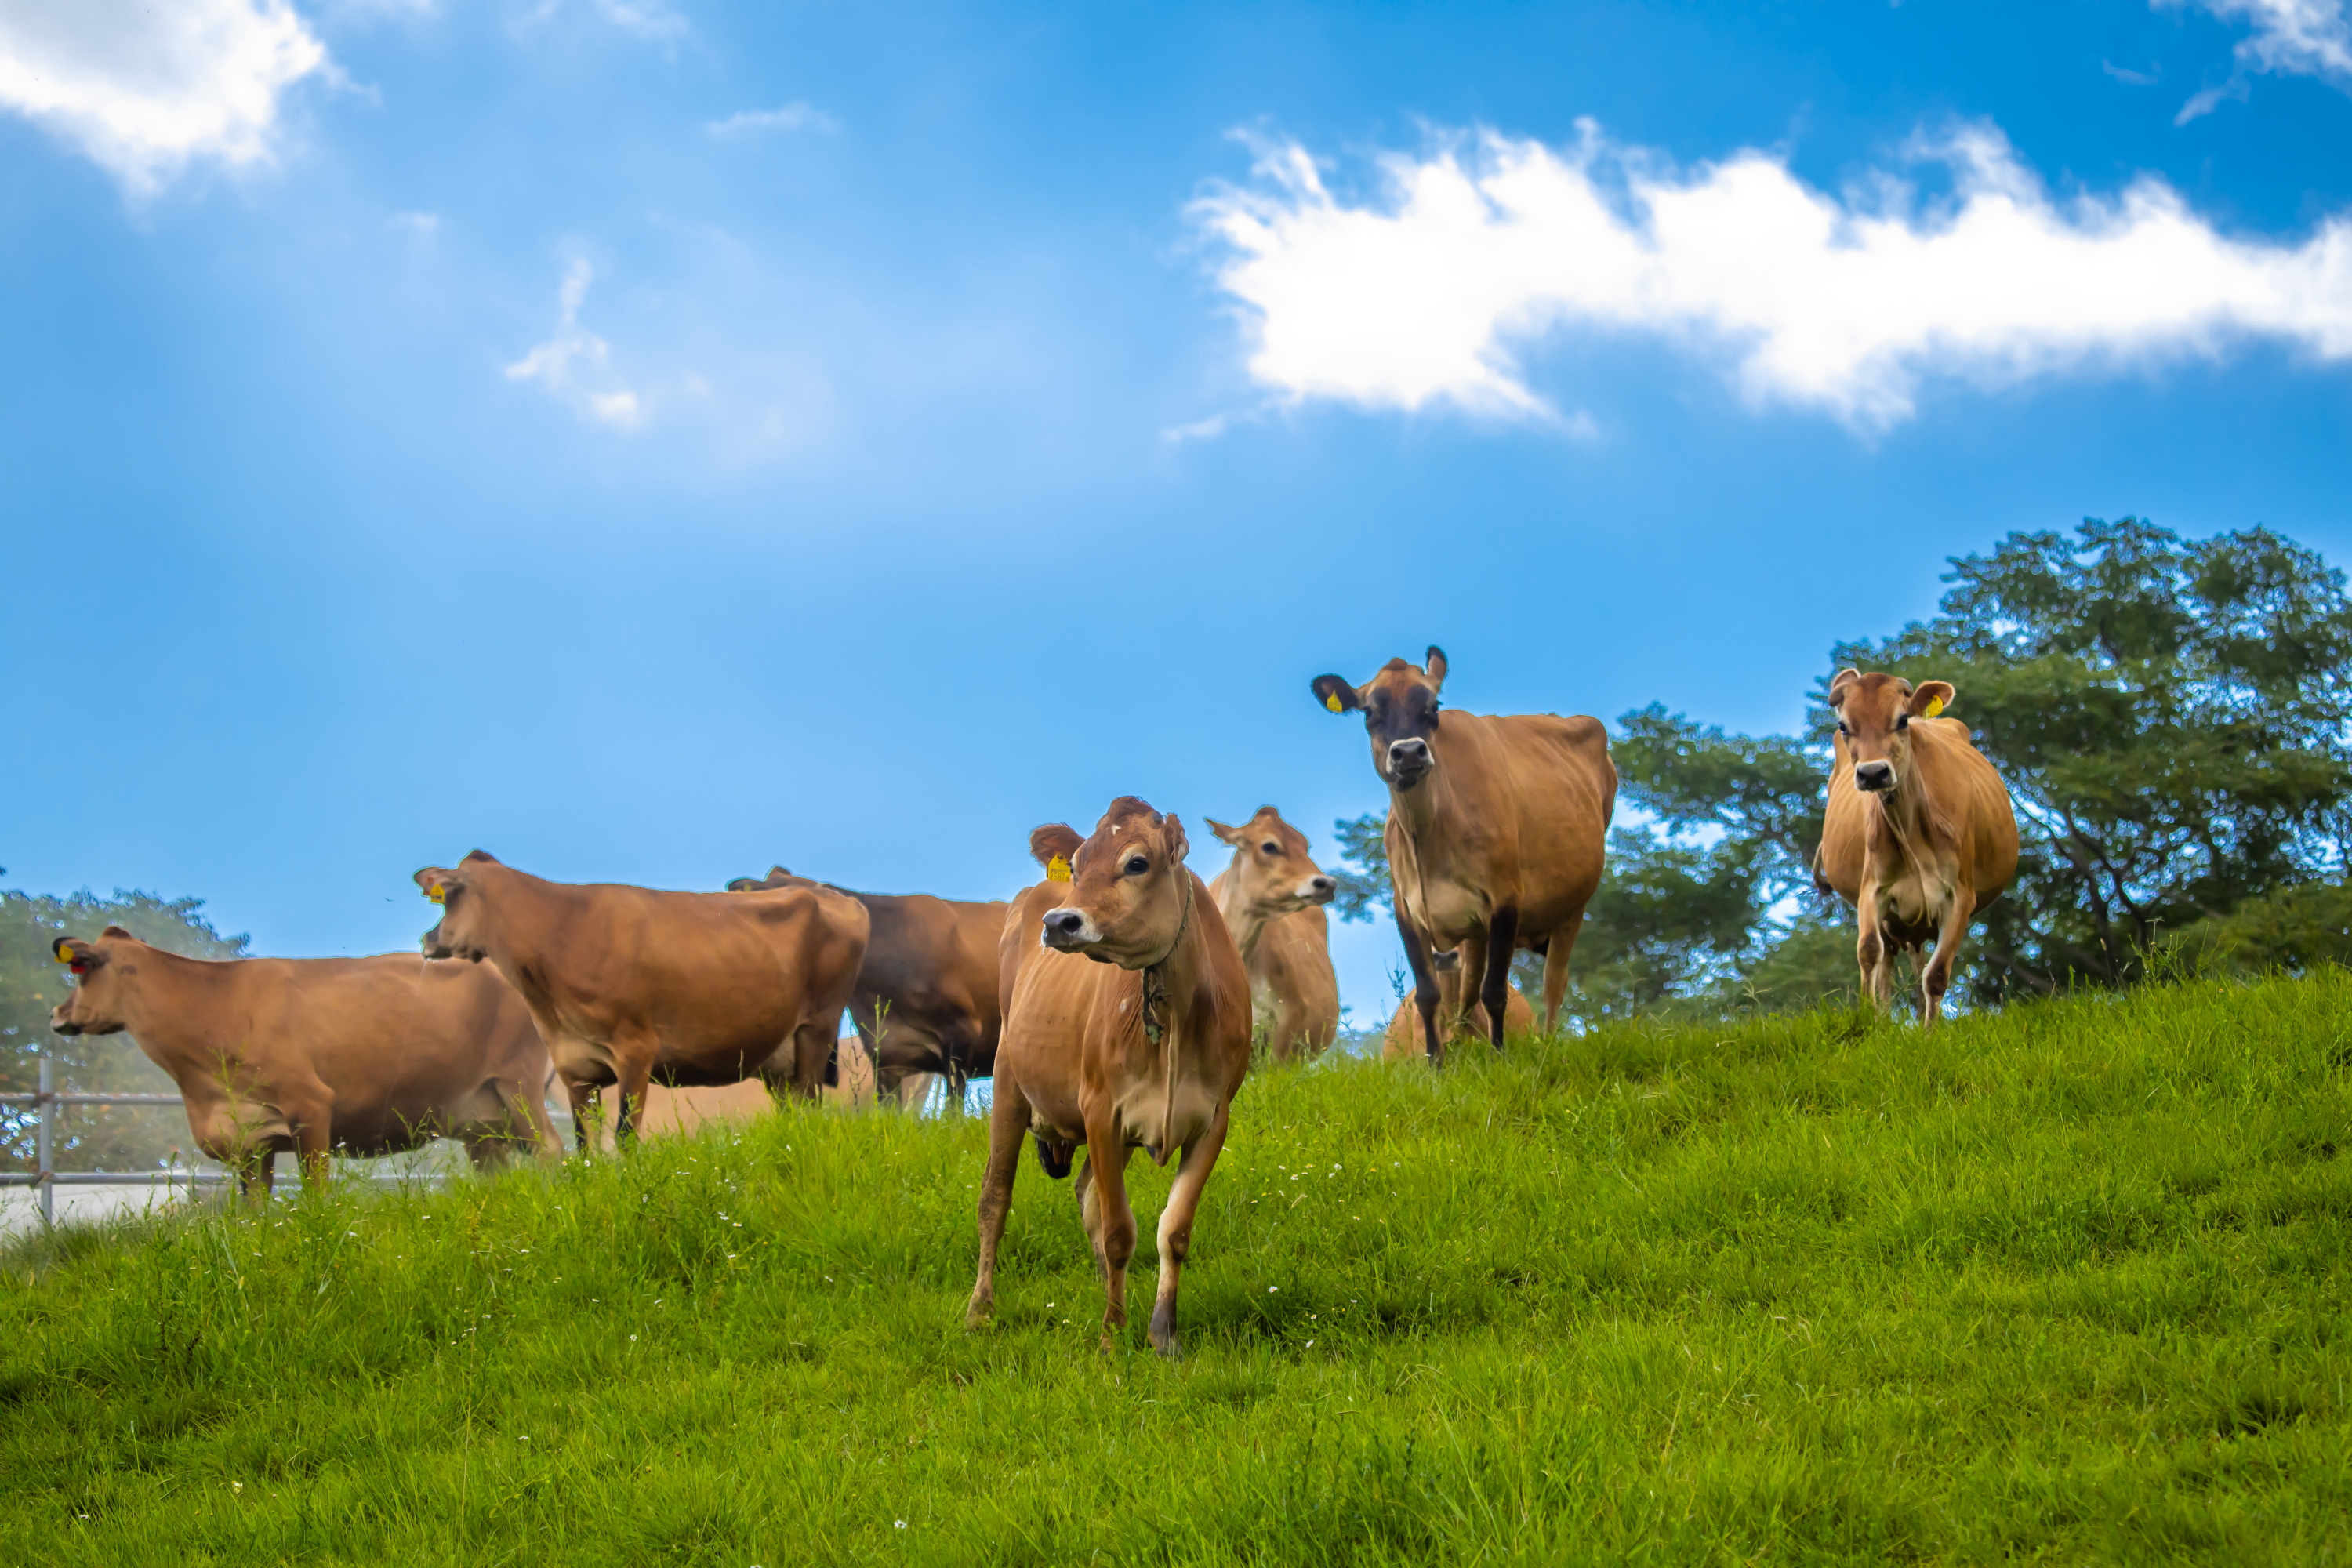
[{"x1": 1, "y1": 1052, "x2": 445, "y2": 1224}]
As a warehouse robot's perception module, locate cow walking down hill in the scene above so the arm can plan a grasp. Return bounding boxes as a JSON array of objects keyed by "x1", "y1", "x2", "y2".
[
  {"x1": 415, "y1": 852, "x2": 868, "y2": 1145},
  {"x1": 49, "y1": 930, "x2": 558, "y2": 1195},
  {"x1": 1312, "y1": 647, "x2": 1616, "y2": 1059},
  {"x1": 727, "y1": 867, "x2": 1007, "y2": 1109},
  {"x1": 1816, "y1": 670, "x2": 2019, "y2": 1025},
  {"x1": 967, "y1": 797, "x2": 1253, "y2": 1357},
  {"x1": 1204, "y1": 807, "x2": 1339, "y2": 1060}
]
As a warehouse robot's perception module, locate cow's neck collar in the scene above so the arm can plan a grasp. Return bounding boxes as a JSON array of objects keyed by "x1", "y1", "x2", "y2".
[{"x1": 1138, "y1": 869, "x2": 1196, "y2": 1047}]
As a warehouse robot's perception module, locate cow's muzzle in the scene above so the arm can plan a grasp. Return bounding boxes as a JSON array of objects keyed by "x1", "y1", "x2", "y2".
[
  {"x1": 1041, "y1": 908, "x2": 1100, "y2": 951},
  {"x1": 1386, "y1": 738, "x2": 1433, "y2": 786},
  {"x1": 1304, "y1": 876, "x2": 1337, "y2": 905},
  {"x1": 1854, "y1": 761, "x2": 1896, "y2": 793},
  {"x1": 49, "y1": 1013, "x2": 82, "y2": 1036}
]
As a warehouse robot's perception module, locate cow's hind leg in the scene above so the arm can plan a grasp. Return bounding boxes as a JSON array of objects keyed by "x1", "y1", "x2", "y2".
[
  {"x1": 1148, "y1": 1102, "x2": 1231, "y2": 1359},
  {"x1": 1540, "y1": 914, "x2": 1587, "y2": 1035},
  {"x1": 1082, "y1": 1114, "x2": 1138, "y2": 1353},
  {"x1": 965, "y1": 1071, "x2": 1029, "y2": 1328},
  {"x1": 1478, "y1": 907, "x2": 1519, "y2": 1051}
]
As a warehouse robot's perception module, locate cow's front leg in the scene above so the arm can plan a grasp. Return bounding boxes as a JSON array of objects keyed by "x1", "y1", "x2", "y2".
[
  {"x1": 1394, "y1": 904, "x2": 1443, "y2": 1065},
  {"x1": 965, "y1": 1071, "x2": 1029, "y2": 1328},
  {"x1": 236, "y1": 1148, "x2": 276, "y2": 1203},
  {"x1": 1149, "y1": 1102, "x2": 1230, "y2": 1359},
  {"x1": 1083, "y1": 1116, "x2": 1138, "y2": 1352},
  {"x1": 1478, "y1": 907, "x2": 1519, "y2": 1051},
  {"x1": 1921, "y1": 889, "x2": 1976, "y2": 1027},
  {"x1": 1855, "y1": 881, "x2": 1895, "y2": 1012}
]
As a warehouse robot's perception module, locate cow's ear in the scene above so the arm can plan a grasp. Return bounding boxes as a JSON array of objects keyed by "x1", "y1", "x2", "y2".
[
  {"x1": 724, "y1": 877, "x2": 762, "y2": 893},
  {"x1": 1206, "y1": 818, "x2": 1243, "y2": 846},
  {"x1": 1163, "y1": 814, "x2": 1190, "y2": 865},
  {"x1": 53, "y1": 938, "x2": 103, "y2": 973},
  {"x1": 1828, "y1": 667, "x2": 1861, "y2": 707},
  {"x1": 1907, "y1": 681, "x2": 1955, "y2": 719},
  {"x1": 1425, "y1": 646, "x2": 1448, "y2": 691},
  {"x1": 768, "y1": 866, "x2": 791, "y2": 881},
  {"x1": 415, "y1": 866, "x2": 463, "y2": 903},
  {"x1": 1309, "y1": 674, "x2": 1361, "y2": 714},
  {"x1": 1029, "y1": 824, "x2": 1083, "y2": 878},
  {"x1": 100, "y1": 924, "x2": 135, "y2": 941}
]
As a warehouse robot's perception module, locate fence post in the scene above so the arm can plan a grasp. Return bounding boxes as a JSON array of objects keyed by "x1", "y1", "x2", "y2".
[{"x1": 37, "y1": 1054, "x2": 53, "y2": 1226}]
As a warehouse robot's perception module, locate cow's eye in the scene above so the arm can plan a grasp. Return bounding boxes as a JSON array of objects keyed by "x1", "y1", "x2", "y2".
[
  {"x1": 1261, "y1": 842, "x2": 1279, "y2": 855},
  {"x1": 1835, "y1": 720, "x2": 1850, "y2": 736},
  {"x1": 1896, "y1": 714, "x2": 1911, "y2": 731},
  {"x1": 1124, "y1": 856, "x2": 1149, "y2": 876}
]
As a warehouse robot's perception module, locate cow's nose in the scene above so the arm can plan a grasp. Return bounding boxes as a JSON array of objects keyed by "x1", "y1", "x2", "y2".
[
  {"x1": 1044, "y1": 910, "x2": 1087, "y2": 939},
  {"x1": 1308, "y1": 876, "x2": 1336, "y2": 898},
  {"x1": 1388, "y1": 738, "x2": 1432, "y2": 771},
  {"x1": 1854, "y1": 761, "x2": 1895, "y2": 793}
]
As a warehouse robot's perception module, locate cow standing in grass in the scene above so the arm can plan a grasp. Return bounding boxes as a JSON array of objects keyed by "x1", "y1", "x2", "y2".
[
  {"x1": 727, "y1": 867, "x2": 1007, "y2": 1109},
  {"x1": 1312, "y1": 647, "x2": 1616, "y2": 1059},
  {"x1": 1204, "y1": 807, "x2": 1340, "y2": 1060},
  {"x1": 415, "y1": 852, "x2": 868, "y2": 1145},
  {"x1": 48, "y1": 928, "x2": 559, "y2": 1195},
  {"x1": 1816, "y1": 670, "x2": 2020, "y2": 1025},
  {"x1": 967, "y1": 797, "x2": 1252, "y2": 1357}
]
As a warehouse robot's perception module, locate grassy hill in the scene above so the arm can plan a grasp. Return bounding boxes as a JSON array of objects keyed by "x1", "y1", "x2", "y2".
[{"x1": 5, "y1": 975, "x2": 2352, "y2": 1565}]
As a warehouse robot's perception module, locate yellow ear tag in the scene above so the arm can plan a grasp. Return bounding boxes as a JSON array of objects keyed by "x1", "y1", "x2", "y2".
[
  {"x1": 1324, "y1": 692, "x2": 1343, "y2": 713},
  {"x1": 1046, "y1": 855, "x2": 1072, "y2": 884},
  {"x1": 426, "y1": 885, "x2": 447, "y2": 904},
  {"x1": 1924, "y1": 696, "x2": 1944, "y2": 718},
  {"x1": 53, "y1": 947, "x2": 72, "y2": 965}
]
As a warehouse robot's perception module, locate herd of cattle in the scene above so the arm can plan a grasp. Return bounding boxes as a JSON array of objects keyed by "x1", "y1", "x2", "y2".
[{"x1": 44, "y1": 649, "x2": 2018, "y2": 1352}]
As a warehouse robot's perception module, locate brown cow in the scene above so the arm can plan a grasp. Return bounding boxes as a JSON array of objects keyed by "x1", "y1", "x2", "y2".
[
  {"x1": 966, "y1": 797, "x2": 1252, "y2": 1357},
  {"x1": 1383, "y1": 956, "x2": 1535, "y2": 1060},
  {"x1": 728, "y1": 867, "x2": 1007, "y2": 1110},
  {"x1": 1312, "y1": 646, "x2": 1616, "y2": 1059},
  {"x1": 1816, "y1": 670, "x2": 2019, "y2": 1024},
  {"x1": 416, "y1": 851, "x2": 868, "y2": 1145},
  {"x1": 47, "y1": 928, "x2": 558, "y2": 1195},
  {"x1": 1204, "y1": 807, "x2": 1339, "y2": 1060}
]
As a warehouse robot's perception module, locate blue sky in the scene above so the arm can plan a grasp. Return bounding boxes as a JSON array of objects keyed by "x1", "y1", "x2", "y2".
[{"x1": 4, "y1": 0, "x2": 2350, "y2": 1029}]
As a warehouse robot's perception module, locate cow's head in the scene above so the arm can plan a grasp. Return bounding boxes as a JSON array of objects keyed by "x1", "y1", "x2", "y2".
[
  {"x1": 48, "y1": 926, "x2": 142, "y2": 1036},
  {"x1": 415, "y1": 851, "x2": 503, "y2": 961},
  {"x1": 1828, "y1": 668, "x2": 1955, "y2": 796},
  {"x1": 1311, "y1": 646, "x2": 1447, "y2": 790},
  {"x1": 1207, "y1": 806, "x2": 1335, "y2": 919},
  {"x1": 1029, "y1": 797, "x2": 1193, "y2": 968}
]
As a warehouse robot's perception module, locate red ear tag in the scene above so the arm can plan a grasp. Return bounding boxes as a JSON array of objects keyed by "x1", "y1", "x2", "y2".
[{"x1": 67, "y1": 960, "x2": 89, "y2": 975}]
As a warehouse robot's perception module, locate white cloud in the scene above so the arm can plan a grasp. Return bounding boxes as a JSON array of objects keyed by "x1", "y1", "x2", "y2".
[
  {"x1": 388, "y1": 209, "x2": 439, "y2": 236},
  {"x1": 706, "y1": 102, "x2": 839, "y2": 138},
  {"x1": 2165, "y1": 0, "x2": 2352, "y2": 118},
  {"x1": 1192, "y1": 122, "x2": 2352, "y2": 431},
  {"x1": 0, "y1": 0, "x2": 328, "y2": 195},
  {"x1": 506, "y1": 260, "x2": 645, "y2": 430}
]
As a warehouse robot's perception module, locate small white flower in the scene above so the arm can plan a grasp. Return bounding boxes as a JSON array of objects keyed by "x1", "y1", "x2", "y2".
[
  {"x1": 1269, "y1": 1286, "x2": 1279, "y2": 1294},
  {"x1": 895, "y1": 1521, "x2": 907, "y2": 1530}
]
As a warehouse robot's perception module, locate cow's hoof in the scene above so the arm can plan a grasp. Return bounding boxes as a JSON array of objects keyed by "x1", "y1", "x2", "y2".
[
  {"x1": 1150, "y1": 1334, "x2": 1183, "y2": 1361},
  {"x1": 964, "y1": 1298, "x2": 993, "y2": 1330}
]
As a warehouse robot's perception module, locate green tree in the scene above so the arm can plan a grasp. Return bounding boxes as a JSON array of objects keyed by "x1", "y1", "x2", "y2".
[
  {"x1": 1828, "y1": 517, "x2": 2352, "y2": 1000},
  {"x1": 1, "y1": 882, "x2": 249, "y2": 1173}
]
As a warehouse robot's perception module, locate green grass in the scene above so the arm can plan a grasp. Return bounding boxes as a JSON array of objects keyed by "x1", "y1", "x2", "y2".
[{"x1": 7, "y1": 975, "x2": 2352, "y2": 1565}]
